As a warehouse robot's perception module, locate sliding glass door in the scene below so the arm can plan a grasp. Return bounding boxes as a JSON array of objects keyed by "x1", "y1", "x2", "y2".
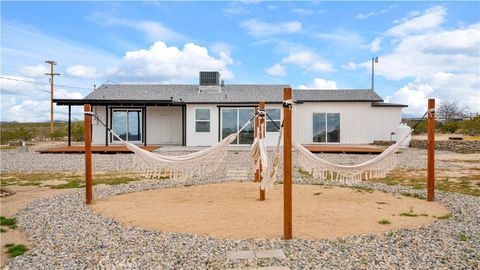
[
  {"x1": 313, "y1": 113, "x2": 340, "y2": 143},
  {"x1": 112, "y1": 109, "x2": 142, "y2": 142},
  {"x1": 221, "y1": 108, "x2": 254, "y2": 145}
]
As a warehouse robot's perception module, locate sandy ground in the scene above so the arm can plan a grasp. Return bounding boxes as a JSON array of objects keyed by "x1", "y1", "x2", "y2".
[
  {"x1": 0, "y1": 186, "x2": 69, "y2": 268},
  {"x1": 92, "y1": 182, "x2": 448, "y2": 240}
]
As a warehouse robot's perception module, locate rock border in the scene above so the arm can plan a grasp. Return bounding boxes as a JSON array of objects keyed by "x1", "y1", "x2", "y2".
[{"x1": 7, "y1": 178, "x2": 480, "y2": 270}]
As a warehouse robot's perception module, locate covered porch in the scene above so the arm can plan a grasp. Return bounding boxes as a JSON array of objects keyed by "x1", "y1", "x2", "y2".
[{"x1": 53, "y1": 98, "x2": 187, "y2": 147}]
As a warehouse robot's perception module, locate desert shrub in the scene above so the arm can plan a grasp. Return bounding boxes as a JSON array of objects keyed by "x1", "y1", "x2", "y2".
[
  {"x1": 462, "y1": 116, "x2": 480, "y2": 135},
  {"x1": 71, "y1": 121, "x2": 84, "y2": 141},
  {"x1": 440, "y1": 121, "x2": 460, "y2": 134},
  {"x1": 407, "y1": 120, "x2": 427, "y2": 134},
  {"x1": 50, "y1": 128, "x2": 66, "y2": 140}
]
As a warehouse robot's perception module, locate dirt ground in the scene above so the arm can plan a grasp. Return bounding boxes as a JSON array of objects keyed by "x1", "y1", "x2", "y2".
[
  {"x1": 92, "y1": 182, "x2": 448, "y2": 240},
  {"x1": 0, "y1": 186, "x2": 69, "y2": 268}
]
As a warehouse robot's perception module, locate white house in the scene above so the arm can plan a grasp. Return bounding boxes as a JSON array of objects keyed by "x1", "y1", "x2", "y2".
[{"x1": 54, "y1": 71, "x2": 407, "y2": 147}]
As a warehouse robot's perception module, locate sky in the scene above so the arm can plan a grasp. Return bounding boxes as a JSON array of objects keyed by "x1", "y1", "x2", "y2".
[{"x1": 1, "y1": 1, "x2": 479, "y2": 122}]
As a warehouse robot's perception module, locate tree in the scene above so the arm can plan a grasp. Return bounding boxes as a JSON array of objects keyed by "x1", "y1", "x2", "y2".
[{"x1": 436, "y1": 100, "x2": 469, "y2": 121}]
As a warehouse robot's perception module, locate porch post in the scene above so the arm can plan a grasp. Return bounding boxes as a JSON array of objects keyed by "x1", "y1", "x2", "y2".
[
  {"x1": 143, "y1": 107, "x2": 147, "y2": 147},
  {"x1": 182, "y1": 105, "x2": 187, "y2": 146},
  {"x1": 105, "y1": 105, "x2": 109, "y2": 147},
  {"x1": 67, "y1": 105, "x2": 71, "y2": 146}
]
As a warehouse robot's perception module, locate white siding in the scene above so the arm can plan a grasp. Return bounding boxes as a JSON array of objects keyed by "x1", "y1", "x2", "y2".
[
  {"x1": 91, "y1": 105, "x2": 106, "y2": 145},
  {"x1": 293, "y1": 102, "x2": 402, "y2": 144},
  {"x1": 186, "y1": 104, "x2": 219, "y2": 146},
  {"x1": 146, "y1": 107, "x2": 182, "y2": 145}
]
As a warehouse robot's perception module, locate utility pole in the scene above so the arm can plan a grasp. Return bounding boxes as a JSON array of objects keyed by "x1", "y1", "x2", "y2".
[{"x1": 45, "y1": 60, "x2": 60, "y2": 136}]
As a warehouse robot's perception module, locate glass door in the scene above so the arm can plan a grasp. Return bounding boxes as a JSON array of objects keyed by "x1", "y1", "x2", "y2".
[
  {"x1": 221, "y1": 107, "x2": 254, "y2": 145},
  {"x1": 112, "y1": 109, "x2": 143, "y2": 142}
]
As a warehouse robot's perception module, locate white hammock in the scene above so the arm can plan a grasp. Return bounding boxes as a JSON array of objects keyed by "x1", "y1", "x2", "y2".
[
  {"x1": 107, "y1": 117, "x2": 254, "y2": 181},
  {"x1": 294, "y1": 132, "x2": 412, "y2": 183}
]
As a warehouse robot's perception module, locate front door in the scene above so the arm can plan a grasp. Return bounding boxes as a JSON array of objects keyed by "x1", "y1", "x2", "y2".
[{"x1": 221, "y1": 107, "x2": 255, "y2": 145}]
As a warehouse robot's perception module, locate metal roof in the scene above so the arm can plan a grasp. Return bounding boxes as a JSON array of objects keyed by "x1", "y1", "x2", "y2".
[{"x1": 55, "y1": 84, "x2": 386, "y2": 105}]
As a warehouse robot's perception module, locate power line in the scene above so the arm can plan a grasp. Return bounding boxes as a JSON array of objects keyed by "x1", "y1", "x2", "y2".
[{"x1": 0, "y1": 76, "x2": 92, "y2": 90}]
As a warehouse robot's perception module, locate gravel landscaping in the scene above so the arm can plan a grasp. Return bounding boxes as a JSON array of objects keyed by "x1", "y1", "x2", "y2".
[
  {"x1": 0, "y1": 148, "x2": 461, "y2": 173},
  {"x1": 5, "y1": 177, "x2": 479, "y2": 269},
  {"x1": 2, "y1": 148, "x2": 479, "y2": 269}
]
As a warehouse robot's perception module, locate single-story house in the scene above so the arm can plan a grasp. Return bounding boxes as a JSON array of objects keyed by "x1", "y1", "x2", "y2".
[{"x1": 54, "y1": 71, "x2": 407, "y2": 147}]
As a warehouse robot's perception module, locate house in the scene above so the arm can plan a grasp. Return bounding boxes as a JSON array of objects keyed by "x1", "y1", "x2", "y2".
[{"x1": 54, "y1": 71, "x2": 407, "y2": 147}]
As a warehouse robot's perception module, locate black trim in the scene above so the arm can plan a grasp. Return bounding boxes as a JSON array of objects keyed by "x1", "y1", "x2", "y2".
[
  {"x1": 105, "y1": 105, "x2": 109, "y2": 146},
  {"x1": 217, "y1": 107, "x2": 221, "y2": 142},
  {"x1": 143, "y1": 107, "x2": 147, "y2": 146},
  {"x1": 109, "y1": 107, "x2": 145, "y2": 144},
  {"x1": 371, "y1": 102, "x2": 408, "y2": 108},
  {"x1": 67, "y1": 105, "x2": 71, "y2": 146},
  {"x1": 182, "y1": 105, "x2": 187, "y2": 146}
]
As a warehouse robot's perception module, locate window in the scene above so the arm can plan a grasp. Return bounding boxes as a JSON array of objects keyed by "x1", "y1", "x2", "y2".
[
  {"x1": 112, "y1": 109, "x2": 142, "y2": 142},
  {"x1": 221, "y1": 108, "x2": 255, "y2": 145},
  {"x1": 195, "y1": 108, "x2": 210, "y2": 132},
  {"x1": 266, "y1": 108, "x2": 281, "y2": 132},
  {"x1": 313, "y1": 113, "x2": 340, "y2": 143}
]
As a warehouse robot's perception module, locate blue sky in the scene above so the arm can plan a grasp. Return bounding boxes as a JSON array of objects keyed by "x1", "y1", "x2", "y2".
[{"x1": 1, "y1": 1, "x2": 479, "y2": 121}]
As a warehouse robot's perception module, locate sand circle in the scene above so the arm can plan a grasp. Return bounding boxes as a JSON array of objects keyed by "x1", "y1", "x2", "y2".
[{"x1": 91, "y1": 182, "x2": 448, "y2": 240}]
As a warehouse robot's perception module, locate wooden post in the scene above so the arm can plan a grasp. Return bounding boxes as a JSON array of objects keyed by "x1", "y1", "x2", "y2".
[
  {"x1": 84, "y1": 104, "x2": 93, "y2": 205},
  {"x1": 427, "y1": 99, "x2": 435, "y2": 202},
  {"x1": 259, "y1": 101, "x2": 266, "y2": 201},
  {"x1": 254, "y1": 107, "x2": 260, "y2": 182},
  {"x1": 283, "y1": 88, "x2": 293, "y2": 239}
]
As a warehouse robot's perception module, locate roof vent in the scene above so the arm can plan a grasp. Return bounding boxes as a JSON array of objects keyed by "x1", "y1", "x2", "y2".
[{"x1": 199, "y1": 71, "x2": 220, "y2": 86}]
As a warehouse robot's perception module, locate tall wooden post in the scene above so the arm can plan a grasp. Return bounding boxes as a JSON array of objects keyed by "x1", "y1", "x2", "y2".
[
  {"x1": 427, "y1": 99, "x2": 435, "y2": 202},
  {"x1": 283, "y1": 88, "x2": 293, "y2": 239},
  {"x1": 259, "y1": 101, "x2": 266, "y2": 201},
  {"x1": 254, "y1": 107, "x2": 260, "y2": 182},
  {"x1": 84, "y1": 104, "x2": 93, "y2": 205}
]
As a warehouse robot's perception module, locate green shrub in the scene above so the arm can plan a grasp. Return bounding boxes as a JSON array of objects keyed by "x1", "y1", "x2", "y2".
[
  {"x1": 71, "y1": 121, "x2": 84, "y2": 141},
  {"x1": 462, "y1": 116, "x2": 480, "y2": 135},
  {"x1": 441, "y1": 121, "x2": 459, "y2": 133}
]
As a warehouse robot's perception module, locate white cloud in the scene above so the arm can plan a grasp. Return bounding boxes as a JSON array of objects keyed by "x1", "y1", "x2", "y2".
[
  {"x1": 266, "y1": 63, "x2": 286, "y2": 76},
  {"x1": 365, "y1": 6, "x2": 480, "y2": 116},
  {"x1": 241, "y1": 19, "x2": 302, "y2": 37},
  {"x1": 66, "y1": 65, "x2": 100, "y2": 79},
  {"x1": 89, "y1": 13, "x2": 184, "y2": 42},
  {"x1": 18, "y1": 64, "x2": 49, "y2": 77},
  {"x1": 386, "y1": 72, "x2": 480, "y2": 116},
  {"x1": 387, "y1": 6, "x2": 446, "y2": 37},
  {"x1": 282, "y1": 51, "x2": 334, "y2": 72},
  {"x1": 298, "y1": 78, "x2": 338, "y2": 90},
  {"x1": 356, "y1": 5, "x2": 396, "y2": 20},
  {"x1": 341, "y1": 62, "x2": 358, "y2": 70},
  {"x1": 110, "y1": 41, "x2": 234, "y2": 83},
  {"x1": 369, "y1": 37, "x2": 382, "y2": 52},
  {"x1": 314, "y1": 30, "x2": 364, "y2": 46}
]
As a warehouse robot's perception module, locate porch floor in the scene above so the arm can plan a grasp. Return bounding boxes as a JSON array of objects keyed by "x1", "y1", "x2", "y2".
[
  {"x1": 303, "y1": 145, "x2": 384, "y2": 154},
  {"x1": 37, "y1": 145, "x2": 161, "y2": 154}
]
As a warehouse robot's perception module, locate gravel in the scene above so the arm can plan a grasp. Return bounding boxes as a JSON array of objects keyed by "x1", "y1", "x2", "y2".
[
  {"x1": 2, "y1": 147, "x2": 479, "y2": 269},
  {"x1": 0, "y1": 148, "x2": 459, "y2": 173}
]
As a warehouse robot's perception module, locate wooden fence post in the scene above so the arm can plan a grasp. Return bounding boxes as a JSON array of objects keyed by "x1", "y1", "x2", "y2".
[
  {"x1": 259, "y1": 101, "x2": 266, "y2": 201},
  {"x1": 84, "y1": 104, "x2": 93, "y2": 205},
  {"x1": 283, "y1": 88, "x2": 292, "y2": 239},
  {"x1": 254, "y1": 107, "x2": 260, "y2": 182},
  {"x1": 427, "y1": 99, "x2": 435, "y2": 202}
]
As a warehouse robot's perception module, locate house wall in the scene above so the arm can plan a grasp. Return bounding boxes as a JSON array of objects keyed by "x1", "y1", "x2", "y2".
[
  {"x1": 185, "y1": 104, "x2": 284, "y2": 147},
  {"x1": 292, "y1": 102, "x2": 402, "y2": 144},
  {"x1": 186, "y1": 104, "x2": 219, "y2": 146},
  {"x1": 91, "y1": 105, "x2": 183, "y2": 145},
  {"x1": 146, "y1": 106, "x2": 182, "y2": 145}
]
